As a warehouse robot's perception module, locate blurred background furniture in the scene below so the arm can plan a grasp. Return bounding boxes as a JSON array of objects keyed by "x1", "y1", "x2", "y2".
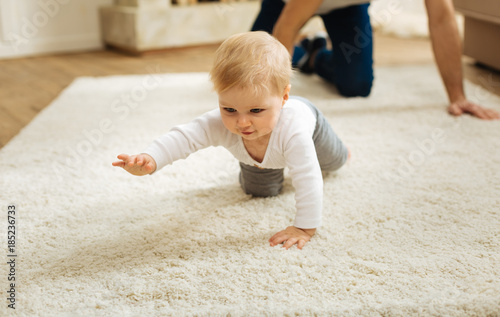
[
  {"x1": 454, "y1": 0, "x2": 500, "y2": 71},
  {"x1": 100, "y1": 0, "x2": 260, "y2": 54}
]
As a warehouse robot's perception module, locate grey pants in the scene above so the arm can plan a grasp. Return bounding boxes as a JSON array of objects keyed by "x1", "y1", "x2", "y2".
[{"x1": 239, "y1": 96, "x2": 348, "y2": 197}]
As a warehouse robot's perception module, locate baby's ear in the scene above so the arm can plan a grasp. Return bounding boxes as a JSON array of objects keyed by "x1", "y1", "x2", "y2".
[{"x1": 282, "y1": 84, "x2": 291, "y2": 106}]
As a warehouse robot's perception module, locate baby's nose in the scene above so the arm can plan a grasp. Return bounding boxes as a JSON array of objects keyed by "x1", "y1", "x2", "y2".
[{"x1": 237, "y1": 116, "x2": 251, "y2": 127}]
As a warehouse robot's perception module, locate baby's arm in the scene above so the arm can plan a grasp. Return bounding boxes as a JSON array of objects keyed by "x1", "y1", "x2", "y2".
[
  {"x1": 112, "y1": 153, "x2": 157, "y2": 176},
  {"x1": 270, "y1": 130, "x2": 324, "y2": 250}
]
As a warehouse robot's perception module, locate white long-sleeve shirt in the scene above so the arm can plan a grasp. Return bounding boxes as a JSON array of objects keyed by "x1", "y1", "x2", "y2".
[{"x1": 144, "y1": 98, "x2": 323, "y2": 229}]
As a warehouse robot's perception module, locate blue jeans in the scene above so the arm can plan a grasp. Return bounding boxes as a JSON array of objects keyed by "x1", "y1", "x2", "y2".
[{"x1": 251, "y1": 0, "x2": 373, "y2": 97}]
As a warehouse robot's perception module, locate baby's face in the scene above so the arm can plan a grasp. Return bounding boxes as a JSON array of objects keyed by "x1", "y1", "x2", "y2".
[{"x1": 218, "y1": 85, "x2": 290, "y2": 142}]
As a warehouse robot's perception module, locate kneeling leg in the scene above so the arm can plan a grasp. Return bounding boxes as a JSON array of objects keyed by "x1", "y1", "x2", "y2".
[{"x1": 239, "y1": 163, "x2": 284, "y2": 197}]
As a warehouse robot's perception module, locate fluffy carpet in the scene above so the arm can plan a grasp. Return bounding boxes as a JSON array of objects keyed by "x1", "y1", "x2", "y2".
[{"x1": 1, "y1": 65, "x2": 499, "y2": 316}]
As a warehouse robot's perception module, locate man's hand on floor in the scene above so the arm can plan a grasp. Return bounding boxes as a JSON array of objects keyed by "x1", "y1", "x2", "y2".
[{"x1": 448, "y1": 99, "x2": 500, "y2": 120}]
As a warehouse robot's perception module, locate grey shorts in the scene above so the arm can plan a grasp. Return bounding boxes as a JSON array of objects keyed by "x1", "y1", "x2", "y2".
[{"x1": 239, "y1": 96, "x2": 348, "y2": 197}]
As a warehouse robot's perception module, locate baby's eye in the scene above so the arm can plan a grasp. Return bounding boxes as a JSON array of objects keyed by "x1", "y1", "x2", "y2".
[
  {"x1": 250, "y1": 109, "x2": 263, "y2": 113},
  {"x1": 224, "y1": 107, "x2": 236, "y2": 113}
]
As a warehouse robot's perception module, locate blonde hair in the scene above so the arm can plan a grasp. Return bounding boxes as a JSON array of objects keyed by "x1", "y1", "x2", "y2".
[{"x1": 209, "y1": 31, "x2": 292, "y2": 96}]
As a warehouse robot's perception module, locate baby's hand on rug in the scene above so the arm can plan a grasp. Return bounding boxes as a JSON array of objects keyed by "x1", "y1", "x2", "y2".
[
  {"x1": 448, "y1": 99, "x2": 500, "y2": 120},
  {"x1": 269, "y1": 226, "x2": 316, "y2": 250},
  {"x1": 112, "y1": 153, "x2": 157, "y2": 176}
]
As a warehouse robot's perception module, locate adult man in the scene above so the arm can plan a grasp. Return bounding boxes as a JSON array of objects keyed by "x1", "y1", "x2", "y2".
[{"x1": 252, "y1": 0, "x2": 500, "y2": 120}]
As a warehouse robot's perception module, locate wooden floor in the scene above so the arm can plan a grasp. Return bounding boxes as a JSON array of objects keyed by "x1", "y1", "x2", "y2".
[{"x1": 1, "y1": 33, "x2": 499, "y2": 148}]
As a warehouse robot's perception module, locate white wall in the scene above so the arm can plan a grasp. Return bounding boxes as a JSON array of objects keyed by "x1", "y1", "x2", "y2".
[
  {"x1": 370, "y1": 0, "x2": 429, "y2": 38},
  {"x1": 0, "y1": 0, "x2": 113, "y2": 59},
  {"x1": 369, "y1": 0, "x2": 463, "y2": 38}
]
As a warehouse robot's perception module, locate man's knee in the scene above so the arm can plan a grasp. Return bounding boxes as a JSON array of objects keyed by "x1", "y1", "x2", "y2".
[{"x1": 337, "y1": 78, "x2": 373, "y2": 97}]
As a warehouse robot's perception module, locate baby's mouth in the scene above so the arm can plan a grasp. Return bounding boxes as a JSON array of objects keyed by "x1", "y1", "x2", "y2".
[{"x1": 240, "y1": 128, "x2": 255, "y2": 135}]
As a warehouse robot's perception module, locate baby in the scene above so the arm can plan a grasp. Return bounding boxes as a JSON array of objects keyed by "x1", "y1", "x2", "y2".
[{"x1": 112, "y1": 31, "x2": 348, "y2": 250}]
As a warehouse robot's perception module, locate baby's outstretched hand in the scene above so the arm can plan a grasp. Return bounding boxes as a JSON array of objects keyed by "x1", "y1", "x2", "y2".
[
  {"x1": 269, "y1": 226, "x2": 316, "y2": 250},
  {"x1": 112, "y1": 153, "x2": 157, "y2": 176}
]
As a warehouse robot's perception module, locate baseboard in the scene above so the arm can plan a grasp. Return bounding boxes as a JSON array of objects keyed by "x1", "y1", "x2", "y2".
[{"x1": 0, "y1": 33, "x2": 105, "y2": 59}]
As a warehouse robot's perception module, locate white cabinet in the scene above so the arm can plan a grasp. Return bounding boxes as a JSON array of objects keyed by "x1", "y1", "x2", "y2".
[{"x1": 99, "y1": 0, "x2": 260, "y2": 53}]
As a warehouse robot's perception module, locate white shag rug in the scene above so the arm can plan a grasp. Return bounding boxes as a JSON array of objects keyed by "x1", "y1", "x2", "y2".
[{"x1": 1, "y1": 65, "x2": 499, "y2": 316}]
